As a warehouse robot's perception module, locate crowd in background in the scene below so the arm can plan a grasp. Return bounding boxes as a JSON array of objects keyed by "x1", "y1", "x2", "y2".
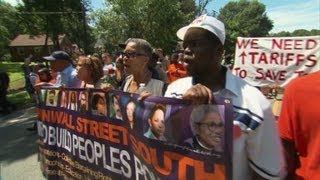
[{"x1": 21, "y1": 38, "x2": 188, "y2": 100}]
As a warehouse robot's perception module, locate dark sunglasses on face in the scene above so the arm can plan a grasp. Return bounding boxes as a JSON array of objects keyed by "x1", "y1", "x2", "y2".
[{"x1": 121, "y1": 51, "x2": 146, "y2": 59}]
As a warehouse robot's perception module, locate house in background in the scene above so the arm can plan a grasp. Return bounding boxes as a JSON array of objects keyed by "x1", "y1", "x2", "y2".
[{"x1": 9, "y1": 34, "x2": 73, "y2": 62}]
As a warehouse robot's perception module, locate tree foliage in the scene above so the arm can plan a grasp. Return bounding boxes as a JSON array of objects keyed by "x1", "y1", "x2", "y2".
[
  {"x1": 92, "y1": 0, "x2": 195, "y2": 54},
  {"x1": 0, "y1": 2, "x2": 21, "y2": 59},
  {"x1": 179, "y1": 0, "x2": 196, "y2": 16},
  {"x1": 270, "y1": 31, "x2": 292, "y2": 37},
  {"x1": 196, "y1": 0, "x2": 212, "y2": 15},
  {"x1": 270, "y1": 29, "x2": 320, "y2": 37},
  {"x1": 16, "y1": 0, "x2": 95, "y2": 53},
  {"x1": 218, "y1": 0, "x2": 273, "y2": 57}
]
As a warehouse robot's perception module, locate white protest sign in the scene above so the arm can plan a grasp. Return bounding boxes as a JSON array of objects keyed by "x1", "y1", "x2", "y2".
[{"x1": 232, "y1": 36, "x2": 320, "y2": 87}]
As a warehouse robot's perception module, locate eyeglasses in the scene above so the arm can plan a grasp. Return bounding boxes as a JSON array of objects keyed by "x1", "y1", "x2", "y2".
[
  {"x1": 197, "y1": 122, "x2": 223, "y2": 131},
  {"x1": 121, "y1": 51, "x2": 146, "y2": 59}
]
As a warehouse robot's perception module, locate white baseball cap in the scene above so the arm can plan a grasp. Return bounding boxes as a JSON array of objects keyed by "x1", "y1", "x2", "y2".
[{"x1": 177, "y1": 14, "x2": 226, "y2": 45}]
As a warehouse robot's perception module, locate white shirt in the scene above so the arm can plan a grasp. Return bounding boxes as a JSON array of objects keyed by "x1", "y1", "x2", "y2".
[
  {"x1": 165, "y1": 68, "x2": 286, "y2": 180},
  {"x1": 103, "y1": 63, "x2": 116, "y2": 77},
  {"x1": 123, "y1": 75, "x2": 165, "y2": 96},
  {"x1": 29, "y1": 72, "x2": 38, "y2": 87}
]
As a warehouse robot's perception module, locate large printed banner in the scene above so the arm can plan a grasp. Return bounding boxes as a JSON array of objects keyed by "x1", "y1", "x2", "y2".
[
  {"x1": 233, "y1": 36, "x2": 320, "y2": 87},
  {"x1": 36, "y1": 87, "x2": 234, "y2": 180}
]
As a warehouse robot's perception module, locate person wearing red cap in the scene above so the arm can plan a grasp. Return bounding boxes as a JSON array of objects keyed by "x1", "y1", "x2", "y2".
[{"x1": 165, "y1": 14, "x2": 286, "y2": 179}]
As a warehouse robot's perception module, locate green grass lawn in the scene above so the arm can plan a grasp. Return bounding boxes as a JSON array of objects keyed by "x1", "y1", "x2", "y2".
[
  {"x1": 7, "y1": 90, "x2": 33, "y2": 107},
  {"x1": 0, "y1": 62, "x2": 33, "y2": 108},
  {"x1": 0, "y1": 62, "x2": 25, "y2": 90}
]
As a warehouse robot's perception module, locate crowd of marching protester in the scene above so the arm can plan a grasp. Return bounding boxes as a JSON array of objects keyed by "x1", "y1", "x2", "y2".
[
  {"x1": 0, "y1": 14, "x2": 318, "y2": 179},
  {"x1": 21, "y1": 41, "x2": 188, "y2": 98}
]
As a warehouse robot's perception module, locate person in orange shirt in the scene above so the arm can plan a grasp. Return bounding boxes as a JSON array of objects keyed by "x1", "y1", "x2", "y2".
[
  {"x1": 27, "y1": 67, "x2": 56, "y2": 131},
  {"x1": 278, "y1": 71, "x2": 320, "y2": 179},
  {"x1": 167, "y1": 53, "x2": 187, "y2": 83},
  {"x1": 36, "y1": 68, "x2": 56, "y2": 84}
]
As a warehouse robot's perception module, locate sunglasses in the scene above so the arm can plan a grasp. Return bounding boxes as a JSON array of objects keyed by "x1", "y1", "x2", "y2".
[{"x1": 121, "y1": 51, "x2": 146, "y2": 59}]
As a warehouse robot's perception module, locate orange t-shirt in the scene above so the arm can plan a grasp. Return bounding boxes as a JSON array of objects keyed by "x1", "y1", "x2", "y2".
[
  {"x1": 278, "y1": 71, "x2": 320, "y2": 179},
  {"x1": 167, "y1": 63, "x2": 187, "y2": 83}
]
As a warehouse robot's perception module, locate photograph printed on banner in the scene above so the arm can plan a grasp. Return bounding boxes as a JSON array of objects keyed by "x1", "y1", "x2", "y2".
[
  {"x1": 108, "y1": 92, "x2": 123, "y2": 120},
  {"x1": 123, "y1": 98, "x2": 137, "y2": 130},
  {"x1": 38, "y1": 89, "x2": 47, "y2": 105},
  {"x1": 91, "y1": 92, "x2": 107, "y2": 116},
  {"x1": 183, "y1": 104, "x2": 225, "y2": 154},
  {"x1": 78, "y1": 91, "x2": 88, "y2": 113},
  {"x1": 143, "y1": 103, "x2": 168, "y2": 141},
  {"x1": 68, "y1": 91, "x2": 78, "y2": 111},
  {"x1": 45, "y1": 89, "x2": 58, "y2": 107},
  {"x1": 60, "y1": 90, "x2": 68, "y2": 108}
]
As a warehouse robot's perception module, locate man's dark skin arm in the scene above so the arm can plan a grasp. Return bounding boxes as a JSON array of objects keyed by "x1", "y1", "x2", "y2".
[{"x1": 281, "y1": 138, "x2": 300, "y2": 180}]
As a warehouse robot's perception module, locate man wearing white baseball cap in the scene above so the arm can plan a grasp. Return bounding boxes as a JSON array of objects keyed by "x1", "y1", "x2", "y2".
[
  {"x1": 176, "y1": 14, "x2": 226, "y2": 45},
  {"x1": 165, "y1": 14, "x2": 286, "y2": 179}
]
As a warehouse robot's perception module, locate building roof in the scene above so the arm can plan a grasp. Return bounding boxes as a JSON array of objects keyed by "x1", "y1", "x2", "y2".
[{"x1": 9, "y1": 34, "x2": 66, "y2": 47}]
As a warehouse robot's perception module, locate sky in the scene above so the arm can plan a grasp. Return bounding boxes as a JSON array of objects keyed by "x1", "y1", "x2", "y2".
[
  {"x1": 4, "y1": 0, "x2": 320, "y2": 33},
  {"x1": 206, "y1": 0, "x2": 320, "y2": 33}
]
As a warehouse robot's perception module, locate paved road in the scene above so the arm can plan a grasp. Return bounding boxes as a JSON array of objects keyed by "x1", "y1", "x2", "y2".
[{"x1": 0, "y1": 106, "x2": 45, "y2": 180}]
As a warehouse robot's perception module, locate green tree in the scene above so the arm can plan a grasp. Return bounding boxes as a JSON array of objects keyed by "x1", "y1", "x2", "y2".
[
  {"x1": 16, "y1": 0, "x2": 95, "y2": 54},
  {"x1": 92, "y1": 0, "x2": 195, "y2": 54},
  {"x1": 270, "y1": 31, "x2": 291, "y2": 37},
  {"x1": 0, "y1": 2, "x2": 21, "y2": 60},
  {"x1": 218, "y1": 0, "x2": 273, "y2": 57},
  {"x1": 291, "y1": 29, "x2": 311, "y2": 36},
  {"x1": 270, "y1": 29, "x2": 320, "y2": 37},
  {"x1": 310, "y1": 29, "x2": 320, "y2": 36},
  {"x1": 179, "y1": 0, "x2": 196, "y2": 16}
]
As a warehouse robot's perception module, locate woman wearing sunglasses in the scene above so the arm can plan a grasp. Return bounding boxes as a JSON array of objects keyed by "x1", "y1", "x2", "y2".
[{"x1": 120, "y1": 38, "x2": 166, "y2": 96}]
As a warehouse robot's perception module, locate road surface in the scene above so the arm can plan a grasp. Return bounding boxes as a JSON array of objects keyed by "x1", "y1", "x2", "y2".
[{"x1": 0, "y1": 106, "x2": 45, "y2": 180}]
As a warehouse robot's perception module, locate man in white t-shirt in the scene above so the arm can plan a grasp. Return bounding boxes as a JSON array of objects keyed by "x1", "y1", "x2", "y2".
[{"x1": 164, "y1": 14, "x2": 286, "y2": 179}]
